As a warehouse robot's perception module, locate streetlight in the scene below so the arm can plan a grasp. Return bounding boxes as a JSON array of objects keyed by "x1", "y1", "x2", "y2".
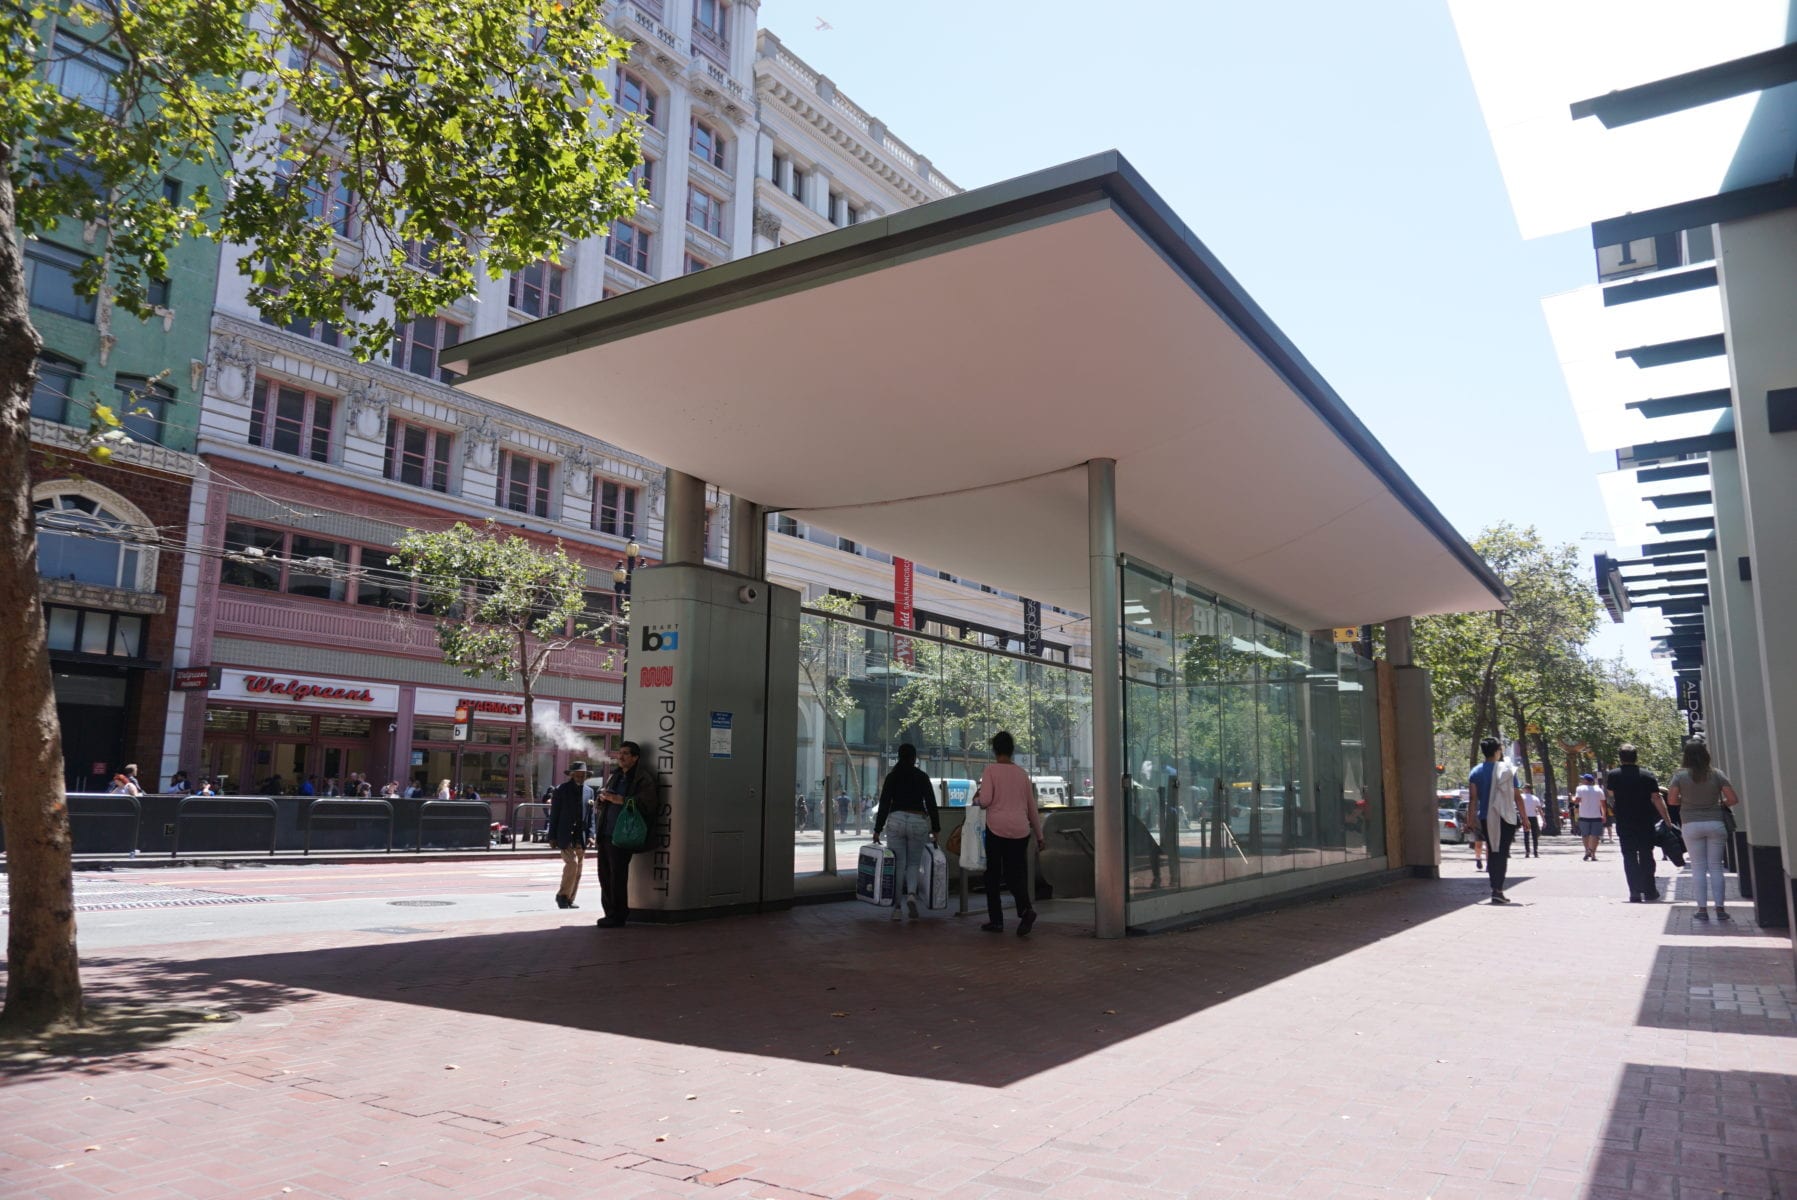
[{"x1": 611, "y1": 540, "x2": 640, "y2": 753}]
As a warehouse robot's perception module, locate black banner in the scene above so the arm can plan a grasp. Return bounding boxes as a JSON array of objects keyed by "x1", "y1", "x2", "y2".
[{"x1": 1022, "y1": 598, "x2": 1043, "y2": 658}]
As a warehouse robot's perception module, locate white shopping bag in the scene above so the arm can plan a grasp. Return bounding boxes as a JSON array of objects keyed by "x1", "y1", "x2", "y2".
[
  {"x1": 921, "y1": 844, "x2": 950, "y2": 911},
  {"x1": 959, "y1": 804, "x2": 987, "y2": 870},
  {"x1": 856, "y1": 842, "x2": 896, "y2": 906}
]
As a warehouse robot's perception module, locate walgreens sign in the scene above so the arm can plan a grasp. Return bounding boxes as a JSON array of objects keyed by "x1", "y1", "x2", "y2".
[{"x1": 216, "y1": 669, "x2": 400, "y2": 712}]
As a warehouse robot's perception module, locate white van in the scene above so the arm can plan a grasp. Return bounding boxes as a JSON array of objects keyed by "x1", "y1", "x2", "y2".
[{"x1": 1031, "y1": 775, "x2": 1071, "y2": 806}]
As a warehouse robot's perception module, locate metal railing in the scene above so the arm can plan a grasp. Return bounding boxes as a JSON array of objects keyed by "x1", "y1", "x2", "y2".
[
  {"x1": 172, "y1": 796, "x2": 278, "y2": 857},
  {"x1": 510, "y1": 802, "x2": 551, "y2": 850},
  {"x1": 68, "y1": 794, "x2": 142, "y2": 855},
  {"x1": 417, "y1": 800, "x2": 493, "y2": 851},
  {"x1": 304, "y1": 799, "x2": 394, "y2": 855}
]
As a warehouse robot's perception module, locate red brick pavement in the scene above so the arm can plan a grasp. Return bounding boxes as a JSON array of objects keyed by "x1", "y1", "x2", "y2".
[{"x1": 4, "y1": 838, "x2": 1795, "y2": 1199}]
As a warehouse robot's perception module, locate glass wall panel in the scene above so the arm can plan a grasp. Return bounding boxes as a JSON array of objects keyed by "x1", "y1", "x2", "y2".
[
  {"x1": 1307, "y1": 635, "x2": 1348, "y2": 868},
  {"x1": 1340, "y1": 645, "x2": 1384, "y2": 859},
  {"x1": 1122, "y1": 562, "x2": 1175, "y2": 896}
]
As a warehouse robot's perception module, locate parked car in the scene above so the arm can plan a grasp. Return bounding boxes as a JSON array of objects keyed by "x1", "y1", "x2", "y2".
[{"x1": 1439, "y1": 806, "x2": 1466, "y2": 844}]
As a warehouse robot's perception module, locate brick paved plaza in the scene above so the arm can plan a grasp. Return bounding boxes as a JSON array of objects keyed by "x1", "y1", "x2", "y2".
[{"x1": 3, "y1": 837, "x2": 1795, "y2": 1199}]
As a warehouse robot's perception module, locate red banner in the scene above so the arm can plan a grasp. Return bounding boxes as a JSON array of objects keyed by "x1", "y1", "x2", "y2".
[{"x1": 893, "y1": 557, "x2": 915, "y2": 667}]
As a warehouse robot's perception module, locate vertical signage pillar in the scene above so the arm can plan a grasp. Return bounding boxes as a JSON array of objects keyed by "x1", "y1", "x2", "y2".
[{"x1": 1088, "y1": 458, "x2": 1125, "y2": 939}]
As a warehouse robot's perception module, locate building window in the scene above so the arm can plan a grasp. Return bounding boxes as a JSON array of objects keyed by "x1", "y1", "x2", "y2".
[
  {"x1": 44, "y1": 605, "x2": 144, "y2": 658},
  {"x1": 248, "y1": 377, "x2": 336, "y2": 463},
  {"x1": 146, "y1": 277, "x2": 171, "y2": 308},
  {"x1": 619, "y1": 69, "x2": 660, "y2": 127},
  {"x1": 690, "y1": 119, "x2": 726, "y2": 171},
  {"x1": 30, "y1": 356, "x2": 80, "y2": 424},
  {"x1": 220, "y1": 522, "x2": 284, "y2": 591},
  {"x1": 286, "y1": 535, "x2": 351, "y2": 601},
  {"x1": 693, "y1": 0, "x2": 727, "y2": 47},
  {"x1": 846, "y1": 204, "x2": 862, "y2": 226},
  {"x1": 829, "y1": 189, "x2": 843, "y2": 226},
  {"x1": 770, "y1": 152, "x2": 787, "y2": 186},
  {"x1": 393, "y1": 315, "x2": 464, "y2": 383},
  {"x1": 773, "y1": 513, "x2": 799, "y2": 537},
  {"x1": 112, "y1": 377, "x2": 172, "y2": 447},
  {"x1": 49, "y1": 31, "x2": 124, "y2": 114},
  {"x1": 385, "y1": 420, "x2": 454, "y2": 492},
  {"x1": 837, "y1": 536, "x2": 858, "y2": 554},
  {"x1": 24, "y1": 240, "x2": 97, "y2": 322},
  {"x1": 496, "y1": 449, "x2": 554, "y2": 517},
  {"x1": 687, "y1": 187, "x2": 724, "y2": 237},
  {"x1": 34, "y1": 492, "x2": 143, "y2": 590},
  {"x1": 403, "y1": 237, "x2": 445, "y2": 275},
  {"x1": 279, "y1": 161, "x2": 355, "y2": 239},
  {"x1": 606, "y1": 221, "x2": 653, "y2": 273},
  {"x1": 683, "y1": 252, "x2": 712, "y2": 275},
  {"x1": 596, "y1": 480, "x2": 638, "y2": 537},
  {"x1": 355, "y1": 548, "x2": 413, "y2": 610},
  {"x1": 161, "y1": 177, "x2": 182, "y2": 205},
  {"x1": 507, "y1": 258, "x2": 565, "y2": 317},
  {"x1": 628, "y1": 156, "x2": 656, "y2": 201}
]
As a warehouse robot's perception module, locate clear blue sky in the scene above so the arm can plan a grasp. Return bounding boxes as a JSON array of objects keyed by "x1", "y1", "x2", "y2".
[{"x1": 758, "y1": 0, "x2": 1659, "y2": 678}]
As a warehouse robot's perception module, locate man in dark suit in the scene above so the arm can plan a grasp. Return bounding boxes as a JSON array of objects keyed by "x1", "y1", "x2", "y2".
[
  {"x1": 548, "y1": 762, "x2": 593, "y2": 910},
  {"x1": 594, "y1": 742, "x2": 658, "y2": 928}
]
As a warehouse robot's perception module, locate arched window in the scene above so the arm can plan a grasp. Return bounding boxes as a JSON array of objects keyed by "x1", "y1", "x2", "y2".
[{"x1": 32, "y1": 483, "x2": 157, "y2": 591}]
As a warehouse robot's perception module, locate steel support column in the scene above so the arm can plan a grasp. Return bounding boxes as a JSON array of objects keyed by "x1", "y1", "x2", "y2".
[
  {"x1": 728, "y1": 498, "x2": 767, "y2": 579},
  {"x1": 1088, "y1": 458, "x2": 1125, "y2": 939},
  {"x1": 663, "y1": 469, "x2": 708, "y2": 566}
]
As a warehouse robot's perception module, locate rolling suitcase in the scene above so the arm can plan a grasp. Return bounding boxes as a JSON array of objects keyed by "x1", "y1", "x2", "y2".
[
  {"x1": 856, "y1": 842, "x2": 896, "y2": 906},
  {"x1": 921, "y1": 843, "x2": 950, "y2": 911}
]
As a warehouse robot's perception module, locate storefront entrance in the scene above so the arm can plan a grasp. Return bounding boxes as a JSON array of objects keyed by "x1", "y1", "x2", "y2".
[{"x1": 202, "y1": 707, "x2": 375, "y2": 794}]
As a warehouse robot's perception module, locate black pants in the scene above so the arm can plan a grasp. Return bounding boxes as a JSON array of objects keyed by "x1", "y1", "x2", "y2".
[
  {"x1": 1522, "y1": 817, "x2": 1539, "y2": 857},
  {"x1": 595, "y1": 837, "x2": 633, "y2": 923},
  {"x1": 1617, "y1": 827, "x2": 1658, "y2": 899},
  {"x1": 984, "y1": 832, "x2": 1034, "y2": 925},
  {"x1": 1488, "y1": 819, "x2": 1517, "y2": 896}
]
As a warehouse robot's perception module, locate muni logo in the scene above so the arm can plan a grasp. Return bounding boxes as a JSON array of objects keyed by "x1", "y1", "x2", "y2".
[{"x1": 642, "y1": 624, "x2": 680, "y2": 652}]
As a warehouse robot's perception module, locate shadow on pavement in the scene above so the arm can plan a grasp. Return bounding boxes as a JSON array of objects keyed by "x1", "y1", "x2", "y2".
[
  {"x1": 0, "y1": 965, "x2": 313, "y2": 1079},
  {"x1": 63, "y1": 877, "x2": 1466, "y2": 1088},
  {"x1": 1588, "y1": 1063, "x2": 1797, "y2": 1197},
  {"x1": 1635, "y1": 943, "x2": 1797, "y2": 1038}
]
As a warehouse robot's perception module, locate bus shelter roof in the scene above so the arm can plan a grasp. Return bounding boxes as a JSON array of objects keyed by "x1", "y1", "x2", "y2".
[{"x1": 448, "y1": 152, "x2": 1507, "y2": 629}]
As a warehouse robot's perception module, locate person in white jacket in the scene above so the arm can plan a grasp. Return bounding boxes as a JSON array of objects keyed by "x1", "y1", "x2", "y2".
[{"x1": 1469, "y1": 737, "x2": 1521, "y2": 905}]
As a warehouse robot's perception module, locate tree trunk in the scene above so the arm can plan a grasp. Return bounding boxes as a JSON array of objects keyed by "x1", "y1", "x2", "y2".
[
  {"x1": 0, "y1": 151, "x2": 85, "y2": 1033},
  {"x1": 1510, "y1": 695, "x2": 1533, "y2": 786},
  {"x1": 1537, "y1": 732, "x2": 1560, "y2": 835},
  {"x1": 1467, "y1": 635, "x2": 1506, "y2": 767},
  {"x1": 519, "y1": 630, "x2": 537, "y2": 809}
]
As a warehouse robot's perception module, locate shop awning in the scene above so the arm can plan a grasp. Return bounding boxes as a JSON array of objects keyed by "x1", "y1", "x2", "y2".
[{"x1": 448, "y1": 152, "x2": 1505, "y2": 629}]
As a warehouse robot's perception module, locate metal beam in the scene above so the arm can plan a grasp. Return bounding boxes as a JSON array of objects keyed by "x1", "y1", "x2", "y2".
[
  {"x1": 1570, "y1": 43, "x2": 1797, "y2": 128},
  {"x1": 1636, "y1": 462, "x2": 1710, "y2": 483},
  {"x1": 1641, "y1": 537, "x2": 1719, "y2": 556},
  {"x1": 1615, "y1": 334, "x2": 1727, "y2": 368},
  {"x1": 1624, "y1": 390, "x2": 1732, "y2": 419},
  {"x1": 1617, "y1": 431, "x2": 1738, "y2": 470},
  {"x1": 1088, "y1": 458, "x2": 1124, "y2": 940},
  {"x1": 1603, "y1": 266, "x2": 1718, "y2": 306},
  {"x1": 1592, "y1": 176, "x2": 1797, "y2": 248},
  {"x1": 1644, "y1": 490, "x2": 1713, "y2": 509},
  {"x1": 1650, "y1": 517, "x2": 1718, "y2": 535}
]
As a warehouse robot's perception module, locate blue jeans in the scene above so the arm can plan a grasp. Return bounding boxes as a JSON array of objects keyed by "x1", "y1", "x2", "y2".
[
  {"x1": 883, "y1": 811, "x2": 930, "y2": 899},
  {"x1": 1683, "y1": 820, "x2": 1729, "y2": 909}
]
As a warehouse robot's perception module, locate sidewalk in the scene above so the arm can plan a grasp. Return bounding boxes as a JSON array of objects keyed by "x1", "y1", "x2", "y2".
[{"x1": 3, "y1": 837, "x2": 1794, "y2": 1199}]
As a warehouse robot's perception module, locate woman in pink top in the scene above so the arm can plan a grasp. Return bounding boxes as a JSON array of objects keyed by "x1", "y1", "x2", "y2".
[{"x1": 973, "y1": 731, "x2": 1044, "y2": 936}]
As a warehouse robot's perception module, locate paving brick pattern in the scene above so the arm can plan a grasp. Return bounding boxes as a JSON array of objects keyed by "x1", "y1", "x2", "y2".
[{"x1": 3, "y1": 838, "x2": 1795, "y2": 1198}]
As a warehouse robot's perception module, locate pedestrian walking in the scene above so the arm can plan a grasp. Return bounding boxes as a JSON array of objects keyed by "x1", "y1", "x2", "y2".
[
  {"x1": 1468, "y1": 737, "x2": 1521, "y2": 905},
  {"x1": 871, "y1": 743, "x2": 940, "y2": 921},
  {"x1": 834, "y1": 789, "x2": 851, "y2": 834},
  {"x1": 972, "y1": 730, "x2": 1044, "y2": 936},
  {"x1": 1666, "y1": 740, "x2": 1739, "y2": 922},
  {"x1": 1519, "y1": 782, "x2": 1541, "y2": 858},
  {"x1": 1573, "y1": 773, "x2": 1606, "y2": 860},
  {"x1": 1606, "y1": 745, "x2": 1670, "y2": 903},
  {"x1": 594, "y1": 741, "x2": 658, "y2": 928},
  {"x1": 548, "y1": 761, "x2": 594, "y2": 910}
]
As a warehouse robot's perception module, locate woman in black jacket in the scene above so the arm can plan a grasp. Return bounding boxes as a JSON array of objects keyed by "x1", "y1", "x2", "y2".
[{"x1": 872, "y1": 743, "x2": 940, "y2": 919}]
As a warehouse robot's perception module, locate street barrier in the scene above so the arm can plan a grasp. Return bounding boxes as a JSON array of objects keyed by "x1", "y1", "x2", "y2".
[
  {"x1": 68, "y1": 794, "x2": 142, "y2": 856},
  {"x1": 510, "y1": 802, "x2": 550, "y2": 850},
  {"x1": 304, "y1": 799, "x2": 394, "y2": 855},
  {"x1": 172, "y1": 796, "x2": 278, "y2": 857},
  {"x1": 418, "y1": 800, "x2": 493, "y2": 851}
]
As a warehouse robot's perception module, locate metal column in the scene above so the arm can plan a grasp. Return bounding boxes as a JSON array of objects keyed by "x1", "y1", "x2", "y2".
[
  {"x1": 728, "y1": 497, "x2": 767, "y2": 579},
  {"x1": 1088, "y1": 458, "x2": 1125, "y2": 939},
  {"x1": 663, "y1": 469, "x2": 707, "y2": 566}
]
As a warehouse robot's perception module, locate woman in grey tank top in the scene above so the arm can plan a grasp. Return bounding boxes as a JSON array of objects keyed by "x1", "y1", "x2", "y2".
[{"x1": 1667, "y1": 741, "x2": 1740, "y2": 921}]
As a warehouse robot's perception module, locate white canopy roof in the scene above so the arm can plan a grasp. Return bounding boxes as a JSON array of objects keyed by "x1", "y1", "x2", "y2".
[{"x1": 449, "y1": 153, "x2": 1505, "y2": 629}]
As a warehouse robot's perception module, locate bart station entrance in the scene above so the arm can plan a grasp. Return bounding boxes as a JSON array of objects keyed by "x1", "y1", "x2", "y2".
[{"x1": 447, "y1": 152, "x2": 1508, "y2": 936}]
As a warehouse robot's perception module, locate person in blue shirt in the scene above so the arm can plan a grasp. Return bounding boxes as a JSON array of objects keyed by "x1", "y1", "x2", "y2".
[{"x1": 1467, "y1": 737, "x2": 1522, "y2": 905}]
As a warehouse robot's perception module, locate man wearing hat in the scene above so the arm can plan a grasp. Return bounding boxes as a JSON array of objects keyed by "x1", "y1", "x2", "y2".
[
  {"x1": 547, "y1": 762, "x2": 595, "y2": 909},
  {"x1": 1572, "y1": 771, "x2": 1607, "y2": 861}
]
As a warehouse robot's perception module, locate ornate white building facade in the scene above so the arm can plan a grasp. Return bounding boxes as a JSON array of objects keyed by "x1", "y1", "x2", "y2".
[{"x1": 160, "y1": 5, "x2": 1076, "y2": 802}]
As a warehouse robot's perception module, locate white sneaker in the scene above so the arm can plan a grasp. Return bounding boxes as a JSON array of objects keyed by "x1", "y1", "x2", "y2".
[{"x1": 889, "y1": 905, "x2": 901, "y2": 920}]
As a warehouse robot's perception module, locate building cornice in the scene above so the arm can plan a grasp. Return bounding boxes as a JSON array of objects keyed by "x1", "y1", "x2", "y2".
[
  {"x1": 207, "y1": 312, "x2": 660, "y2": 475},
  {"x1": 40, "y1": 577, "x2": 169, "y2": 616},
  {"x1": 29, "y1": 417, "x2": 204, "y2": 479}
]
